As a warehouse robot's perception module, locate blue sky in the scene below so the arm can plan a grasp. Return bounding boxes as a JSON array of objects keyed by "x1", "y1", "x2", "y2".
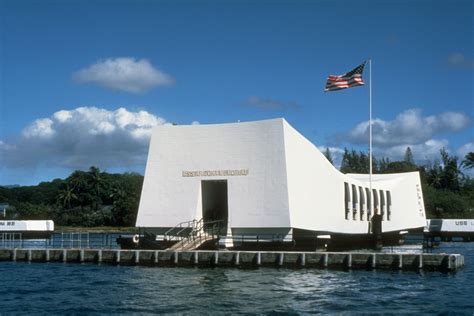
[{"x1": 0, "y1": 0, "x2": 473, "y2": 185}]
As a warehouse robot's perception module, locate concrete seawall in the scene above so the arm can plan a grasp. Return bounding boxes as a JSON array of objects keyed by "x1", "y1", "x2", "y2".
[{"x1": 0, "y1": 248, "x2": 464, "y2": 272}]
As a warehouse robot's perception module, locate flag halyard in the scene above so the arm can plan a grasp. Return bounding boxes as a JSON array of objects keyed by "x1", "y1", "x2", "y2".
[{"x1": 324, "y1": 62, "x2": 366, "y2": 92}]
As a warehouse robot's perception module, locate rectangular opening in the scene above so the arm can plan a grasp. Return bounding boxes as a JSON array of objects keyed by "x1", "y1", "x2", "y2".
[
  {"x1": 201, "y1": 180, "x2": 228, "y2": 233},
  {"x1": 344, "y1": 182, "x2": 350, "y2": 220},
  {"x1": 379, "y1": 189, "x2": 385, "y2": 221},
  {"x1": 352, "y1": 184, "x2": 358, "y2": 220},
  {"x1": 359, "y1": 186, "x2": 365, "y2": 221},
  {"x1": 386, "y1": 191, "x2": 392, "y2": 221},
  {"x1": 372, "y1": 189, "x2": 379, "y2": 214},
  {"x1": 365, "y1": 187, "x2": 371, "y2": 220}
]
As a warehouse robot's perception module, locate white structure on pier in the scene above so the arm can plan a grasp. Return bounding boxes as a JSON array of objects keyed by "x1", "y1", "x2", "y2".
[{"x1": 136, "y1": 118, "x2": 426, "y2": 245}]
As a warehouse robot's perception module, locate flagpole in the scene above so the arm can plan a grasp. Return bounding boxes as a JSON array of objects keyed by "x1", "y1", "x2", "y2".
[{"x1": 368, "y1": 59, "x2": 373, "y2": 214}]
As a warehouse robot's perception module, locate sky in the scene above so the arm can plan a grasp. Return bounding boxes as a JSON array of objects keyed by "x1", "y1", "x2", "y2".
[{"x1": 0, "y1": 0, "x2": 473, "y2": 185}]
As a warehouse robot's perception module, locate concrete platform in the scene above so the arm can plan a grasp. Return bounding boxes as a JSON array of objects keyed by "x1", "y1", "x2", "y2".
[{"x1": 0, "y1": 248, "x2": 464, "y2": 272}]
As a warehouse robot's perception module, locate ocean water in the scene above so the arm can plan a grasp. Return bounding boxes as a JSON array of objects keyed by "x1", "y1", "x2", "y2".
[{"x1": 1, "y1": 243, "x2": 473, "y2": 315}]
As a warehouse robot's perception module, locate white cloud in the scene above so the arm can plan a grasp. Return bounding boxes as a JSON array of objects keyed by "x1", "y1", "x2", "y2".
[
  {"x1": 0, "y1": 107, "x2": 171, "y2": 169},
  {"x1": 447, "y1": 53, "x2": 474, "y2": 69},
  {"x1": 457, "y1": 142, "x2": 474, "y2": 158},
  {"x1": 73, "y1": 58, "x2": 174, "y2": 93},
  {"x1": 375, "y1": 139, "x2": 449, "y2": 162},
  {"x1": 343, "y1": 109, "x2": 470, "y2": 147},
  {"x1": 0, "y1": 141, "x2": 14, "y2": 151},
  {"x1": 22, "y1": 118, "x2": 55, "y2": 139}
]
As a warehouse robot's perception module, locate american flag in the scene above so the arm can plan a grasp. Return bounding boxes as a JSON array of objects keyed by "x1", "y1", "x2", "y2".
[{"x1": 324, "y1": 62, "x2": 366, "y2": 92}]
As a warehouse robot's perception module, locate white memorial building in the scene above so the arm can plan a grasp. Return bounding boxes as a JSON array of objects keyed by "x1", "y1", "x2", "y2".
[{"x1": 135, "y1": 118, "x2": 426, "y2": 250}]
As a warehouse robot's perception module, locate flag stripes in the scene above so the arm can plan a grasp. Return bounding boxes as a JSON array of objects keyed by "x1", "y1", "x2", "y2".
[{"x1": 325, "y1": 62, "x2": 366, "y2": 92}]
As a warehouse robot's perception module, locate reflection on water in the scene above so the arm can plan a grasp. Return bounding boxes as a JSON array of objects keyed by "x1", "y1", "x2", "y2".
[{"x1": 0, "y1": 243, "x2": 473, "y2": 314}]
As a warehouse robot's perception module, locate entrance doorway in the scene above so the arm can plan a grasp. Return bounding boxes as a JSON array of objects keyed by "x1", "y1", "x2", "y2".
[{"x1": 201, "y1": 180, "x2": 228, "y2": 234}]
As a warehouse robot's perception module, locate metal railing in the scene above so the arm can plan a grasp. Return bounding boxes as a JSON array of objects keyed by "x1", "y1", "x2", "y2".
[
  {"x1": 59, "y1": 232, "x2": 90, "y2": 249},
  {"x1": 229, "y1": 233, "x2": 294, "y2": 243},
  {"x1": 0, "y1": 232, "x2": 125, "y2": 249},
  {"x1": 163, "y1": 219, "x2": 199, "y2": 241},
  {"x1": 167, "y1": 219, "x2": 226, "y2": 250},
  {"x1": 0, "y1": 233, "x2": 23, "y2": 248}
]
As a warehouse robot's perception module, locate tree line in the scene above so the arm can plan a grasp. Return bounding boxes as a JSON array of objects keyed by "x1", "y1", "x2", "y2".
[
  {"x1": 0, "y1": 167, "x2": 143, "y2": 227},
  {"x1": 325, "y1": 147, "x2": 474, "y2": 218}
]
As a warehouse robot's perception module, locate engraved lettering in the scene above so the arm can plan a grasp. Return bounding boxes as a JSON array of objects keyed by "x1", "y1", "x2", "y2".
[{"x1": 182, "y1": 169, "x2": 249, "y2": 177}]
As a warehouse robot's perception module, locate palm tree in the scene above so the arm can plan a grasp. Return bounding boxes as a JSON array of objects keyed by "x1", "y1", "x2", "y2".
[
  {"x1": 461, "y1": 152, "x2": 474, "y2": 169},
  {"x1": 68, "y1": 170, "x2": 89, "y2": 211},
  {"x1": 88, "y1": 166, "x2": 104, "y2": 211},
  {"x1": 56, "y1": 184, "x2": 77, "y2": 209}
]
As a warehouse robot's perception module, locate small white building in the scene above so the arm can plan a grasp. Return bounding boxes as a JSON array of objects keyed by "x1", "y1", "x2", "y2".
[
  {"x1": 0, "y1": 220, "x2": 54, "y2": 239},
  {"x1": 136, "y1": 118, "x2": 426, "y2": 249}
]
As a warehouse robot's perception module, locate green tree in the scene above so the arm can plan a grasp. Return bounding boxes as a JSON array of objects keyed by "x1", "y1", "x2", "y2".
[
  {"x1": 56, "y1": 184, "x2": 77, "y2": 209},
  {"x1": 340, "y1": 149, "x2": 371, "y2": 174},
  {"x1": 462, "y1": 152, "x2": 474, "y2": 169},
  {"x1": 68, "y1": 170, "x2": 93, "y2": 210},
  {"x1": 439, "y1": 148, "x2": 461, "y2": 191},
  {"x1": 377, "y1": 157, "x2": 390, "y2": 173},
  {"x1": 88, "y1": 166, "x2": 104, "y2": 211},
  {"x1": 324, "y1": 147, "x2": 334, "y2": 165},
  {"x1": 404, "y1": 146, "x2": 414, "y2": 164},
  {"x1": 109, "y1": 173, "x2": 143, "y2": 226},
  {"x1": 340, "y1": 148, "x2": 351, "y2": 173}
]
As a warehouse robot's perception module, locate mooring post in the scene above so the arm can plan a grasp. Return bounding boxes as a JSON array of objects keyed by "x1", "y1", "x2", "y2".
[
  {"x1": 80, "y1": 249, "x2": 85, "y2": 263},
  {"x1": 346, "y1": 254, "x2": 352, "y2": 269},
  {"x1": 418, "y1": 254, "x2": 423, "y2": 269},
  {"x1": 173, "y1": 251, "x2": 178, "y2": 265},
  {"x1": 371, "y1": 254, "x2": 376, "y2": 269},
  {"x1": 278, "y1": 253, "x2": 284, "y2": 266},
  {"x1": 116, "y1": 250, "x2": 121, "y2": 264},
  {"x1": 46, "y1": 249, "x2": 50, "y2": 262},
  {"x1": 234, "y1": 252, "x2": 240, "y2": 265},
  {"x1": 214, "y1": 251, "x2": 219, "y2": 265},
  {"x1": 299, "y1": 253, "x2": 306, "y2": 267},
  {"x1": 255, "y1": 252, "x2": 261, "y2": 266},
  {"x1": 97, "y1": 250, "x2": 102, "y2": 263},
  {"x1": 27, "y1": 249, "x2": 32, "y2": 262},
  {"x1": 398, "y1": 254, "x2": 403, "y2": 269},
  {"x1": 63, "y1": 249, "x2": 67, "y2": 263},
  {"x1": 12, "y1": 249, "x2": 17, "y2": 261},
  {"x1": 193, "y1": 251, "x2": 199, "y2": 265},
  {"x1": 135, "y1": 250, "x2": 140, "y2": 264},
  {"x1": 154, "y1": 250, "x2": 159, "y2": 264}
]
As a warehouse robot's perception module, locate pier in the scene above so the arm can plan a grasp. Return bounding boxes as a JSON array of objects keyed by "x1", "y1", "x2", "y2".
[{"x1": 0, "y1": 248, "x2": 464, "y2": 272}]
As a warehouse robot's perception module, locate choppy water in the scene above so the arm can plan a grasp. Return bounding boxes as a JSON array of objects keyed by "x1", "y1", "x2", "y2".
[{"x1": 1, "y1": 243, "x2": 473, "y2": 314}]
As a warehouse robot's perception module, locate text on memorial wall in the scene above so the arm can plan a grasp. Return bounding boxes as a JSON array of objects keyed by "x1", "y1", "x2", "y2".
[{"x1": 182, "y1": 169, "x2": 249, "y2": 177}]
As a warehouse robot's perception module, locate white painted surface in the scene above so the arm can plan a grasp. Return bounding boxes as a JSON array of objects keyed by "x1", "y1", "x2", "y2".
[
  {"x1": 137, "y1": 118, "x2": 427, "y2": 235},
  {"x1": 440, "y1": 220, "x2": 474, "y2": 232},
  {"x1": 137, "y1": 119, "x2": 290, "y2": 228},
  {"x1": 0, "y1": 220, "x2": 54, "y2": 232}
]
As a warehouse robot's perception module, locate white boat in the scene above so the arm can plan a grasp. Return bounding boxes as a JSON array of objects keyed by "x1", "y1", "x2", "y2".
[
  {"x1": 426, "y1": 219, "x2": 474, "y2": 240},
  {"x1": 0, "y1": 220, "x2": 55, "y2": 239}
]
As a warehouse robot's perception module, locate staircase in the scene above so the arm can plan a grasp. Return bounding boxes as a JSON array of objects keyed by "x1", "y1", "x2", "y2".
[
  {"x1": 165, "y1": 218, "x2": 224, "y2": 251},
  {"x1": 167, "y1": 231, "x2": 216, "y2": 251}
]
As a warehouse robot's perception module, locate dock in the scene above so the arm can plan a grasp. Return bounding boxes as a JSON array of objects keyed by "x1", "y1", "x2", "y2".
[{"x1": 0, "y1": 248, "x2": 464, "y2": 272}]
